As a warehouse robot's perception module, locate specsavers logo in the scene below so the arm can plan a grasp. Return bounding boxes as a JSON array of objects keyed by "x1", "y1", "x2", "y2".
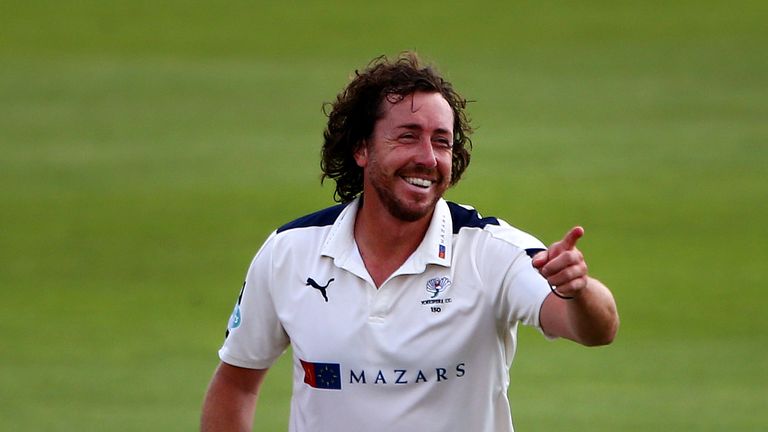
[
  {"x1": 227, "y1": 304, "x2": 241, "y2": 330},
  {"x1": 225, "y1": 282, "x2": 245, "y2": 338}
]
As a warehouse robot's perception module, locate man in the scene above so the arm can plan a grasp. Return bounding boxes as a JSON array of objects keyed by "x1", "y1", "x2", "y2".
[{"x1": 201, "y1": 52, "x2": 619, "y2": 432}]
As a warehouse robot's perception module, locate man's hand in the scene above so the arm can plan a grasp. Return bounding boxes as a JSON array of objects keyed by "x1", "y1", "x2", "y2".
[
  {"x1": 532, "y1": 226, "x2": 588, "y2": 298},
  {"x1": 535, "y1": 226, "x2": 619, "y2": 346}
]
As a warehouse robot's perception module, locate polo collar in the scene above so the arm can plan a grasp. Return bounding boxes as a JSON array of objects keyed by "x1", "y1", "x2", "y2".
[
  {"x1": 412, "y1": 198, "x2": 453, "y2": 268},
  {"x1": 320, "y1": 197, "x2": 453, "y2": 280},
  {"x1": 319, "y1": 197, "x2": 361, "y2": 271}
]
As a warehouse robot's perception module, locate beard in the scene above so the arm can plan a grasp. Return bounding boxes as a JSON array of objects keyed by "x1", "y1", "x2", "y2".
[{"x1": 368, "y1": 163, "x2": 449, "y2": 222}]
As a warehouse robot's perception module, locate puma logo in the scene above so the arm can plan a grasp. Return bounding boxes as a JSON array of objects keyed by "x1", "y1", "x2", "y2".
[{"x1": 306, "y1": 277, "x2": 334, "y2": 302}]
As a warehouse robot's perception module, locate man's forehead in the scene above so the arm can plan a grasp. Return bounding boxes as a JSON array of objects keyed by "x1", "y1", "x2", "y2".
[
  {"x1": 383, "y1": 91, "x2": 446, "y2": 108},
  {"x1": 378, "y1": 91, "x2": 453, "y2": 122}
]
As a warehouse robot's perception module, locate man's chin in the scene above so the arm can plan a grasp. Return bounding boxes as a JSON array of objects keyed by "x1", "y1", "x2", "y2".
[
  {"x1": 371, "y1": 181, "x2": 445, "y2": 222},
  {"x1": 390, "y1": 208, "x2": 428, "y2": 222},
  {"x1": 385, "y1": 198, "x2": 437, "y2": 222}
]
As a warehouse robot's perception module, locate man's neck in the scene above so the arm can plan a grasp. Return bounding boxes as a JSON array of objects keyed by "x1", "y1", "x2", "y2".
[{"x1": 353, "y1": 198, "x2": 433, "y2": 288}]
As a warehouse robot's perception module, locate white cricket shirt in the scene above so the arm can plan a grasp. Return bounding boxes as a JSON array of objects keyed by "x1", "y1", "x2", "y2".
[{"x1": 219, "y1": 197, "x2": 552, "y2": 432}]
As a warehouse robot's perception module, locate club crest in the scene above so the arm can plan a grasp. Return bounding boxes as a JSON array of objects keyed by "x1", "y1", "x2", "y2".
[{"x1": 426, "y1": 277, "x2": 451, "y2": 298}]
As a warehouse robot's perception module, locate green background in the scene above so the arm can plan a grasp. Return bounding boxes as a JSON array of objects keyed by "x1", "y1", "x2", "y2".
[{"x1": 2, "y1": 1, "x2": 766, "y2": 430}]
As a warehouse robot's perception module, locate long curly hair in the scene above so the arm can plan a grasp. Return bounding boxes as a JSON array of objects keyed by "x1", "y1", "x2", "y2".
[{"x1": 321, "y1": 52, "x2": 473, "y2": 203}]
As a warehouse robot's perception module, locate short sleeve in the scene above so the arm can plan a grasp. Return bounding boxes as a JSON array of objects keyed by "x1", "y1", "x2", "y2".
[
  {"x1": 218, "y1": 232, "x2": 290, "y2": 369},
  {"x1": 500, "y1": 251, "x2": 552, "y2": 331},
  {"x1": 482, "y1": 221, "x2": 552, "y2": 333}
]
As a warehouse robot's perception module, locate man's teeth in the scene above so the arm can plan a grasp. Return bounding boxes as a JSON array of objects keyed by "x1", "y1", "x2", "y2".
[{"x1": 404, "y1": 177, "x2": 433, "y2": 188}]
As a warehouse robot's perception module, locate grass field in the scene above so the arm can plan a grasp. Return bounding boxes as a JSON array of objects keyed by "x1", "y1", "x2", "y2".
[{"x1": 1, "y1": 1, "x2": 766, "y2": 430}]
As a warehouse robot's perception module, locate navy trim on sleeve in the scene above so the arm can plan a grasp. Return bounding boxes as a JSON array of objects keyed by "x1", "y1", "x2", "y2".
[
  {"x1": 525, "y1": 248, "x2": 546, "y2": 258},
  {"x1": 277, "y1": 203, "x2": 349, "y2": 233},
  {"x1": 447, "y1": 201, "x2": 500, "y2": 234}
]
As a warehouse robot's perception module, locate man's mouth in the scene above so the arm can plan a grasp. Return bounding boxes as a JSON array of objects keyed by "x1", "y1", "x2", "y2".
[{"x1": 403, "y1": 176, "x2": 434, "y2": 189}]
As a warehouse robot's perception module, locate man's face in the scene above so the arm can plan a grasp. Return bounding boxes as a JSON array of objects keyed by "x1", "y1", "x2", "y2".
[{"x1": 354, "y1": 91, "x2": 454, "y2": 222}]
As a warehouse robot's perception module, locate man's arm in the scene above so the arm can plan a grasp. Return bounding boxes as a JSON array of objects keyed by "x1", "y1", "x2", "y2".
[
  {"x1": 533, "y1": 227, "x2": 619, "y2": 346},
  {"x1": 201, "y1": 362, "x2": 269, "y2": 432}
]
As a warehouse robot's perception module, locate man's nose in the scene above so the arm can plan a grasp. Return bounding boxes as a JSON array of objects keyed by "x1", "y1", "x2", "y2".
[{"x1": 413, "y1": 137, "x2": 438, "y2": 168}]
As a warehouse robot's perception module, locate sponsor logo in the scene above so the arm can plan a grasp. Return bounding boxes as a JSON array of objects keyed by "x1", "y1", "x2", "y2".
[
  {"x1": 299, "y1": 360, "x2": 468, "y2": 390},
  {"x1": 306, "y1": 277, "x2": 334, "y2": 302},
  {"x1": 438, "y1": 213, "x2": 448, "y2": 259},
  {"x1": 348, "y1": 363, "x2": 466, "y2": 385},
  {"x1": 300, "y1": 360, "x2": 342, "y2": 390},
  {"x1": 227, "y1": 305, "x2": 241, "y2": 330},
  {"x1": 225, "y1": 281, "x2": 246, "y2": 338}
]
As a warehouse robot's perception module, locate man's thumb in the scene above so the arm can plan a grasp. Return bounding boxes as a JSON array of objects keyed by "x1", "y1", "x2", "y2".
[{"x1": 531, "y1": 250, "x2": 548, "y2": 269}]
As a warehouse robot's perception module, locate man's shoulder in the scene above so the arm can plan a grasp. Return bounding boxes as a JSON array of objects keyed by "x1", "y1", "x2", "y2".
[
  {"x1": 276, "y1": 202, "x2": 350, "y2": 234},
  {"x1": 447, "y1": 201, "x2": 545, "y2": 252},
  {"x1": 446, "y1": 201, "x2": 500, "y2": 233}
]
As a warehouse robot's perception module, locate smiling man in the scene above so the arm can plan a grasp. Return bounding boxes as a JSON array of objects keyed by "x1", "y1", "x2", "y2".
[
  {"x1": 352, "y1": 91, "x2": 455, "y2": 287},
  {"x1": 357, "y1": 91, "x2": 453, "y2": 220},
  {"x1": 201, "y1": 52, "x2": 619, "y2": 432}
]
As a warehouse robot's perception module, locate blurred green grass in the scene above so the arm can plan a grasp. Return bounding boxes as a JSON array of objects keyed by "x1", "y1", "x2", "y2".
[{"x1": 1, "y1": 1, "x2": 766, "y2": 430}]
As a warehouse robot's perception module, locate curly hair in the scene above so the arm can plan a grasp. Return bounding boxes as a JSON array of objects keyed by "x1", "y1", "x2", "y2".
[{"x1": 321, "y1": 52, "x2": 473, "y2": 203}]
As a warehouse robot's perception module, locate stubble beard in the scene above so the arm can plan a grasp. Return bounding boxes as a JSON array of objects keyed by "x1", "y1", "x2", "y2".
[{"x1": 369, "y1": 165, "x2": 448, "y2": 223}]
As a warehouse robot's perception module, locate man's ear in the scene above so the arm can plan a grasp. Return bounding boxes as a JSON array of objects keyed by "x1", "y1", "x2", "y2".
[{"x1": 353, "y1": 141, "x2": 368, "y2": 168}]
